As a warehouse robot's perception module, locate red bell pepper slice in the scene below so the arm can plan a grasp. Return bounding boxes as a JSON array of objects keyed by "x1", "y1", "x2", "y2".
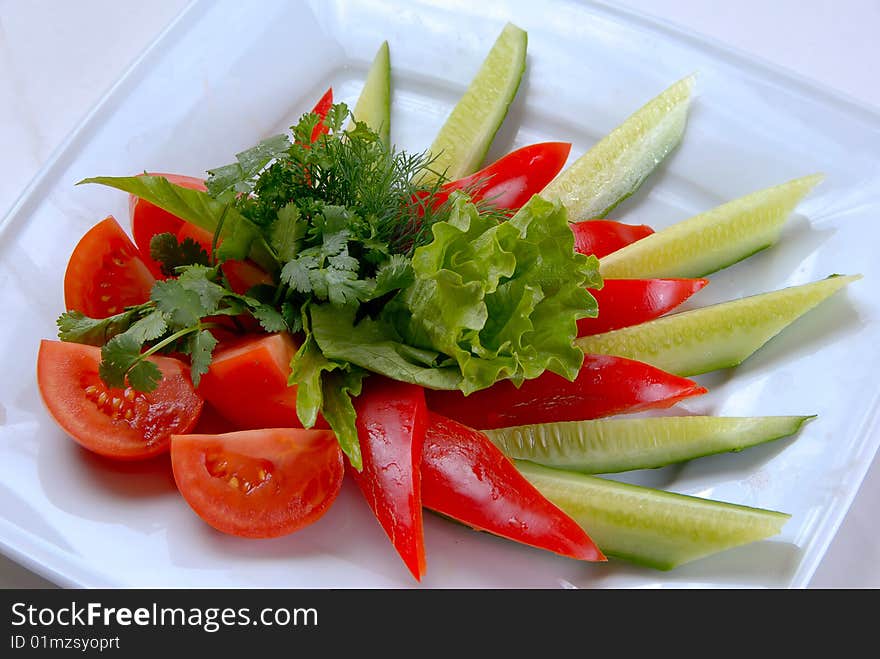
[
  {"x1": 421, "y1": 412, "x2": 605, "y2": 562},
  {"x1": 351, "y1": 376, "x2": 428, "y2": 581},
  {"x1": 309, "y1": 87, "x2": 333, "y2": 142},
  {"x1": 416, "y1": 142, "x2": 571, "y2": 214},
  {"x1": 425, "y1": 354, "x2": 706, "y2": 430},
  {"x1": 580, "y1": 277, "x2": 709, "y2": 336},
  {"x1": 572, "y1": 219, "x2": 654, "y2": 259}
]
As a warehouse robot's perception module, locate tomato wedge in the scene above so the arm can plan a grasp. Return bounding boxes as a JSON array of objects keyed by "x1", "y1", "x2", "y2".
[
  {"x1": 580, "y1": 278, "x2": 709, "y2": 336},
  {"x1": 63, "y1": 216, "x2": 155, "y2": 318},
  {"x1": 37, "y1": 340, "x2": 203, "y2": 460},
  {"x1": 572, "y1": 219, "x2": 654, "y2": 259},
  {"x1": 425, "y1": 354, "x2": 707, "y2": 430},
  {"x1": 171, "y1": 428, "x2": 344, "y2": 538},
  {"x1": 351, "y1": 377, "x2": 427, "y2": 580},
  {"x1": 422, "y1": 412, "x2": 604, "y2": 562},
  {"x1": 129, "y1": 173, "x2": 207, "y2": 279},
  {"x1": 197, "y1": 333, "x2": 301, "y2": 430}
]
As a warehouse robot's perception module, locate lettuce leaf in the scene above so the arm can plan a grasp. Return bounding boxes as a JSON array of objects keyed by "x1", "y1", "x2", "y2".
[
  {"x1": 309, "y1": 304, "x2": 461, "y2": 390},
  {"x1": 388, "y1": 193, "x2": 600, "y2": 394}
]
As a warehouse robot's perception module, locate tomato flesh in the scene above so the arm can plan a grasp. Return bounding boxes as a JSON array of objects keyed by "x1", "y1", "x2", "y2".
[
  {"x1": 171, "y1": 428, "x2": 344, "y2": 538},
  {"x1": 129, "y1": 173, "x2": 207, "y2": 279},
  {"x1": 37, "y1": 340, "x2": 203, "y2": 460},
  {"x1": 197, "y1": 333, "x2": 302, "y2": 430},
  {"x1": 63, "y1": 216, "x2": 155, "y2": 318}
]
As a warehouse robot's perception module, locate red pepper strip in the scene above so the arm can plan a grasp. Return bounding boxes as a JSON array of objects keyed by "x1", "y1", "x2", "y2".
[
  {"x1": 310, "y1": 87, "x2": 333, "y2": 142},
  {"x1": 351, "y1": 377, "x2": 428, "y2": 581},
  {"x1": 572, "y1": 219, "x2": 654, "y2": 259},
  {"x1": 425, "y1": 355, "x2": 707, "y2": 430},
  {"x1": 579, "y1": 277, "x2": 709, "y2": 336},
  {"x1": 421, "y1": 412, "x2": 605, "y2": 562},
  {"x1": 415, "y1": 142, "x2": 572, "y2": 214}
]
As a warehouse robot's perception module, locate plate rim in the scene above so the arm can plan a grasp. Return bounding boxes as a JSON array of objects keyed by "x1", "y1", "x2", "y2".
[{"x1": 3, "y1": 0, "x2": 880, "y2": 588}]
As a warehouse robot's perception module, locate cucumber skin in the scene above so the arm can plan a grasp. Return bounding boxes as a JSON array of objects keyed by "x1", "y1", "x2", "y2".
[
  {"x1": 575, "y1": 274, "x2": 861, "y2": 377},
  {"x1": 542, "y1": 75, "x2": 694, "y2": 222},
  {"x1": 486, "y1": 415, "x2": 815, "y2": 474},
  {"x1": 598, "y1": 174, "x2": 823, "y2": 280},
  {"x1": 351, "y1": 41, "x2": 391, "y2": 147},
  {"x1": 517, "y1": 461, "x2": 790, "y2": 570},
  {"x1": 423, "y1": 23, "x2": 527, "y2": 182}
]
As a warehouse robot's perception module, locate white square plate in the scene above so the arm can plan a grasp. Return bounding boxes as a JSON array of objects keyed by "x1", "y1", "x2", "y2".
[{"x1": 1, "y1": 0, "x2": 878, "y2": 588}]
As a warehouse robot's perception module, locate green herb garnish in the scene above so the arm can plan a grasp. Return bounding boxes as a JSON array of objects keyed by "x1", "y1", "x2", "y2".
[{"x1": 70, "y1": 104, "x2": 600, "y2": 469}]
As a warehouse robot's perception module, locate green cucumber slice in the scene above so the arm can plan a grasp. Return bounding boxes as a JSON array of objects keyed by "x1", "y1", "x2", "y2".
[
  {"x1": 599, "y1": 175, "x2": 822, "y2": 279},
  {"x1": 349, "y1": 41, "x2": 391, "y2": 147},
  {"x1": 541, "y1": 75, "x2": 695, "y2": 221},
  {"x1": 516, "y1": 461, "x2": 790, "y2": 570},
  {"x1": 576, "y1": 274, "x2": 860, "y2": 376},
  {"x1": 421, "y1": 22, "x2": 527, "y2": 182},
  {"x1": 486, "y1": 415, "x2": 814, "y2": 474}
]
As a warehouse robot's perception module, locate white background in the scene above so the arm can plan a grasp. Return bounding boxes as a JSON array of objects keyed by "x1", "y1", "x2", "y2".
[{"x1": 1, "y1": 0, "x2": 878, "y2": 588}]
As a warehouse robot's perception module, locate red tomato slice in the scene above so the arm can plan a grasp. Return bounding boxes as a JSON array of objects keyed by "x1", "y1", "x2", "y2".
[
  {"x1": 197, "y1": 333, "x2": 302, "y2": 430},
  {"x1": 130, "y1": 173, "x2": 207, "y2": 278},
  {"x1": 171, "y1": 428, "x2": 344, "y2": 538},
  {"x1": 63, "y1": 216, "x2": 155, "y2": 318},
  {"x1": 37, "y1": 340, "x2": 203, "y2": 460},
  {"x1": 191, "y1": 402, "x2": 237, "y2": 435}
]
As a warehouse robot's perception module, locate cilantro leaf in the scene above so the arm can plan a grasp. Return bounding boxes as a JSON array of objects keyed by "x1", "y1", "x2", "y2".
[
  {"x1": 99, "y1": 332, "x2": 145, "y2": 389},
  {"x1": 152, "y1": 280, "x2": 207, "y2": 328},
  {"x1": 206, "y1": 134, "x2": 291, "y2": 200},
  {"x1": 371, "y1": 254, "x2": 414, "y2": 299},
  {"x1": 281, "y1": 302, "x2": 303, "y2": 334},
  {"x1": 251, "y1": 304, "x2": 287, "y2": 333},
  {"x1": 176, "y1": 266, "x2": 228, "y2": 312},
  {"x1": 324, "y1": 267, "x2": 374, "y2": 306},
  {"x1": 323, "y1": 103, "x2": 350, "y2": 134},
  {"x1": 321, "y1": 230, "x2": 350, "y2": 256},
  {"x1": 149, "y1": 233, "x2": 211, "y2": 276},
  {"x1": 57, "y1": 308, "x2": 141, "y2": 346},
  {"x1": 280, "y1": 255, "x2": 318, "y2": 293},
  {"x1": 270, "y1": 203, "x2": 307, "y2": 262},
  {"x1": 126, "y1": 310, "x2": 168, "y2": 344},
  {"x1": 126, "y1": 360, "x2": 163, "y2": 392},
  {"x1": 186, "y1": 329, "x2": 218, "y2": 387}
]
